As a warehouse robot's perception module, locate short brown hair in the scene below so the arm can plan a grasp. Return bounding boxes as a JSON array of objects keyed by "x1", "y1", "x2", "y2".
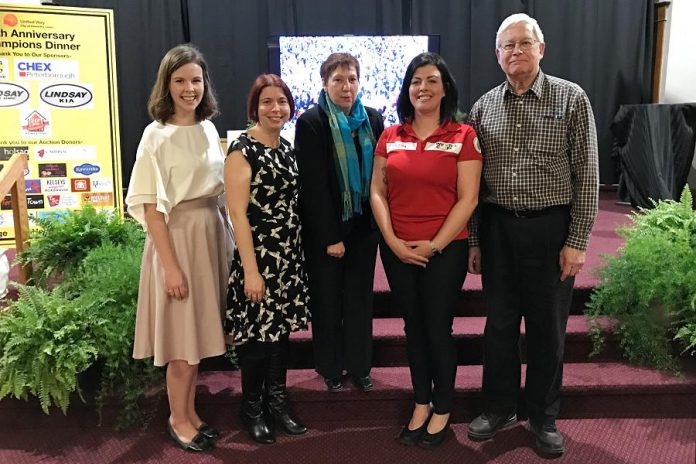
[
  {"x1": 319, "y1": 53, "x2": 360, "y2": 85},
  {"x1": 246, "y1": 74, "x2": 295, "y2": 122},
  {"x1": 147, "y1": 44, "x2": 219, "y2": 123}
]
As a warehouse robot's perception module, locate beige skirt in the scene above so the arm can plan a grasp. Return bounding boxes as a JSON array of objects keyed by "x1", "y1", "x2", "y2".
[{"x1": 133, "y1": 197, "x2": 228, "y2": 366}]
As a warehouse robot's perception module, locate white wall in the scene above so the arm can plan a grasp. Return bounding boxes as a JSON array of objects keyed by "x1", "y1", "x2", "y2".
[{"x1": 660, "y1": 0, "x2": 696, "y2": 188}]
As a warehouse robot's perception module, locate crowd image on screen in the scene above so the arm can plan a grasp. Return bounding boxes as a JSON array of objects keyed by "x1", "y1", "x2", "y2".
[{"x1": 279, "y1": 36, "x2": 429, "y2": 137}]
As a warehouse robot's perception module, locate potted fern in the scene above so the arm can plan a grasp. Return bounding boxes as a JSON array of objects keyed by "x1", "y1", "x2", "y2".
[
  {"x1": 586, "y1": 187, "x2": 696, "y2": 371},
  {"x1": 0, "y1": 206, "x2": 163, "y2": 428}
]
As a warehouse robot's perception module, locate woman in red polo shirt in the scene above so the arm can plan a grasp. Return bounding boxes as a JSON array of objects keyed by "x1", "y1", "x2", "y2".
[{"x1": 371, "y1": 52, "x2": 482, "y2": 449}]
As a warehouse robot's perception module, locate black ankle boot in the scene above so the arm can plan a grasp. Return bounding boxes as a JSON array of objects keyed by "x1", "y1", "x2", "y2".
[
  {"x1": 239, "y1": 343, "x2": 275, "y2": 444},
  {"x1": 265, "y1": 338, "x2": 308, "y2": 435}
]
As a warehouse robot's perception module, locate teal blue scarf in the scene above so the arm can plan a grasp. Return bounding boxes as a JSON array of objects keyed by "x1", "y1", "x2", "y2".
[{"x1": 318, "y1": 90, "x2": 375, "y2": 221}]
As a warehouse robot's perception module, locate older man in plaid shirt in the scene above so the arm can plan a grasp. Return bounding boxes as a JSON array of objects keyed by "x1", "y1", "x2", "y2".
[{"x1": 466, "y1": 13, "x2": 599, "y2": 456}]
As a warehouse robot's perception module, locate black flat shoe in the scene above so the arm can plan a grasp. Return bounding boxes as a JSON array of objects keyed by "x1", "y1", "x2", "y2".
[
  {"x1": 418, "y1": 419, "x2": 451, "y2": 449},
  {"x1": 167, "y1": 421, "x2": 214, "y2": 452},
  {"x1": 352, "y1": 375, "x2": 374, "y2": 392},
  {"x1": 397, "y1": 420, "x2": 428, "y2": 446},
  {"x1": 197, "y1": 422, "x2": 220, "y2": 439},
  {"x1": 324, "y1": 377, "x2": 343, "y2": 392}
]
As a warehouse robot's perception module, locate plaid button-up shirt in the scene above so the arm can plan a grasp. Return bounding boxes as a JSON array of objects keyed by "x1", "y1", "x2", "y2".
[{"x1": 468, "y1": 70, "x2": 599, "y2": 250}]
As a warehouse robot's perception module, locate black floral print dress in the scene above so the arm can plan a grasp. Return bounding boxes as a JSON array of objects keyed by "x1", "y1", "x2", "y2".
[{"x1": 225, "y1": 133, "x2": 310, "y2": 345}]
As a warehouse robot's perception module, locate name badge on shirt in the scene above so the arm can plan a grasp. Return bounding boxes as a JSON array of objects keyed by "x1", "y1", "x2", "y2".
[
  {"x1": 386, "y1": 141, "x2": 417, "y2": 153},
  {"x1": 424, "y1": 142, "x2": 462, "y2": 154}
]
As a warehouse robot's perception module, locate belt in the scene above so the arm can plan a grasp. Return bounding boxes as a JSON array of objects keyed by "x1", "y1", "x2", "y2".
[{"x1": 487, "y1": 203, "x2": 570, "y2": 219}]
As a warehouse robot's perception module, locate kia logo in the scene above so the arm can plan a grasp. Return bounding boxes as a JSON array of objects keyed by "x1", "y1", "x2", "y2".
[
  {"x1": 40, "y1": 84, "x2": 92, "y2": 108},
  {"x1": 0, "y1": 82, "x2": 29, "y2": 107}
]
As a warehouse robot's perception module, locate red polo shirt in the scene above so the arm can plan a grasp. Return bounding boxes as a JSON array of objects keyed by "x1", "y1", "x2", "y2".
[{"x1": 374, "y1": 120, "x2": 482, "y2": 241}]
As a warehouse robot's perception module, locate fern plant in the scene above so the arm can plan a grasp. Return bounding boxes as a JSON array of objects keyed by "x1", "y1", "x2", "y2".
[
  {"x1": 67, "y1": 242, "x2": 163, "y2": 428},
  {"x1": 0, "y1": 285, "x2": 99, "y2": 413},
  {"x1": 586, "y1": 187, "x2": 696, "y2": 370},
  {"x1": 15, "y1": 205, "x2": 144, "y2": 287},
  {"x1": 0, "y1": 208, "x2": 164, "y2": 428}
]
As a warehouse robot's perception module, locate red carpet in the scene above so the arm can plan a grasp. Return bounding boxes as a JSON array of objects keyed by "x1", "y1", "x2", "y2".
[{"x1": 3, "y1": 190, "x2": 695, "y2": 463}]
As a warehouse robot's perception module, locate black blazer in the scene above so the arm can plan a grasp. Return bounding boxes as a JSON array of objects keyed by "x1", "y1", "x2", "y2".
[{"x1": 294, "y1": 105, "x2": 384, "y2": 250}]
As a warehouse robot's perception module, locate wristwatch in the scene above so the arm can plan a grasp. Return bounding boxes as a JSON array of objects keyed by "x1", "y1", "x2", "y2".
[{"x1": 429, "y1": 240, "x2": 442, "y2": 255}]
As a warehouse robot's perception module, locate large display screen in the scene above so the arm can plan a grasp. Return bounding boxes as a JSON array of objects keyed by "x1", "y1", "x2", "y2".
[{"x1": 269, "y1": 35, "x2": 439, "y2": 139}]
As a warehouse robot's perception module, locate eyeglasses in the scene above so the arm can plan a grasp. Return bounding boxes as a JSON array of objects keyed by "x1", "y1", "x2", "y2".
[{"x1": 499, "y1": 39, "x2": 539, "y2": 53}]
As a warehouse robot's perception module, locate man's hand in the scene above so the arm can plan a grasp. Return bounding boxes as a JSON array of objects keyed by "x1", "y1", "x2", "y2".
[
  {"x1": 468, "y1": 246, "x2": 482, "y2": 274},
  {"x1": 559, "y1": 246, "x2": 585, "y2": 281}
]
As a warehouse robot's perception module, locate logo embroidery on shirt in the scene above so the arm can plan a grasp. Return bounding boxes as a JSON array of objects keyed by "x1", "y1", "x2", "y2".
[
  {"x1": 473, "y1": 137, "x2": 482, "y2": 154},
  {"x1": 386, "y1": 141, "x2": 418, "y2": 153},
  {"x1": 424, "y1": 142, "x2": 462, "y2": 154}
]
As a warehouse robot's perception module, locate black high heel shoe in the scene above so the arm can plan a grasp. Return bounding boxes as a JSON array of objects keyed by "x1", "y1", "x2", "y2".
[
  {"x1": 418, "y1": 417, "x2": 451, "y2": 449},
  {"x1": 167, "y1": 420, "x2": 214, "y2": 452}
]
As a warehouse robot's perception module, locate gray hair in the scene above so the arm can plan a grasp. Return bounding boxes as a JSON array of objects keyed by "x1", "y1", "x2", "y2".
[{"x1": 495, "y1": 13, "x2": 545, "y2": 47}]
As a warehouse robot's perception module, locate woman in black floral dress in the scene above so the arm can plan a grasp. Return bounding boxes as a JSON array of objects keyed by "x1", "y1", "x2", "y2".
[{"x1": 225, "y1": 74, "x2": 310, "y2": 444}]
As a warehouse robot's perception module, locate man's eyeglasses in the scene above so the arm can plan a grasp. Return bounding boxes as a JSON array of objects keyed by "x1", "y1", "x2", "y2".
[{"x1": 499, "y1": 39, "x2": 539, "y2": 52}]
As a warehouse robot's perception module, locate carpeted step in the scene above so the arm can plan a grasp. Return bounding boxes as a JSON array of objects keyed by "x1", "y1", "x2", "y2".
[
  {"x1": 372, "y1": 286, "x2": 593, "y2": 317},
  {"x1": 200, "y1": 315, "x2": 620, "y2": 371},
  {"x1": 191, "y1": 360, "x2": 696, "y2": 427}
]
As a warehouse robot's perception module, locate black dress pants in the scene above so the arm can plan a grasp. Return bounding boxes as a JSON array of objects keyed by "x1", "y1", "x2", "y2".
[
  {"x1": 381, "y1": 239, "x2": 468, "y2": 414},
  {"x1": 305, "y1": 223, "x2": 378, "y2": 379},
  {"x1": 479, "y1": 204, "x2": 574, "y2": 425}
]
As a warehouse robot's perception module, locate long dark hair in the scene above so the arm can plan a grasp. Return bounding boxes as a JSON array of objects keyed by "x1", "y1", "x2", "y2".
[{"x1": 396, "y1": 52, "x2": 459, "y2": 124}]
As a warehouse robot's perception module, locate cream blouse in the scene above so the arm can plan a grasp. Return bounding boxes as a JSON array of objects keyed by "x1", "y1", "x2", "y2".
[{"x1": 125, "y1": 119, "x2": 224, "y2": 229}]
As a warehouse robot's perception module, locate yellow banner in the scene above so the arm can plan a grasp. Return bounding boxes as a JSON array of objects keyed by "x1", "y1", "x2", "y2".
[{"x1": 0, "y1": 5, "x2": 122, "y2": 243}]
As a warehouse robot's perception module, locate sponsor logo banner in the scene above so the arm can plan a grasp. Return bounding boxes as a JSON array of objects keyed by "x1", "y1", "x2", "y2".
[
  {"x1": 25, "y1": 179, "x2": 41, "y2": 193},
  {"x1": 34, "y1": 145, "x2": 97, "y2": 161},
  {"x1": 90, "y1": 177, "x2": 113, "y2": 192},
  {"x1": 81, "y1": 192, "x2": 112, "y2": 207},
  {"x1": 39, "y1": 83, "x2": 93, "y2": 109},
  {"x1": 26, "y1": 194, "x2": 45, "y2": 209},
  {"x1": 0, "y1": 146, "x2": 29, "y2": 161},
  {"x1": 20, "y1": 109, "x2": 51, "y2": 138},
  {"x1": 0, "y1": 213, "x2": 14, "y2": 228},
  {"x1": 73, "y1": 162, "x2": 100, "y2": 175},
  {"x1": 14, "y1": 59, "x2": 79, "y2": 81},
  {"x1": 46, "y1": 193, "x2": 79, "y2": 208},
  {"x1": 71, "y1": 178, "x2": 90, "y2": 192},
  {"x1": 43, "y1": 178, "x2": 69, "y2": 192},
  {"x1": 0, "y1": 82, "x2": 30, "y2": 107},
  {"x1": 38, "y1": 162, "x2": 67, "y2": 177},
  {"x1": 0, "y1": 58, "x2": 8, "y2": 79}
]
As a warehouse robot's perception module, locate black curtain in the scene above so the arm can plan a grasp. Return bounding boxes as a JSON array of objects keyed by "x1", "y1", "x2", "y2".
[{"x1": 58, "y1": 0, "x2": 654, "y2": 187}]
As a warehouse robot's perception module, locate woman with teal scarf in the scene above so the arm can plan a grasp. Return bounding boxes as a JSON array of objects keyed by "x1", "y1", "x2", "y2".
[{"x1": 295, "y1": 53, "x2": 384, "y2": 393}]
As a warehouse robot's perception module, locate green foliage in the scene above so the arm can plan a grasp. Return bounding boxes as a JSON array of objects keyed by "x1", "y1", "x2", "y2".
[
  {"x1": 587, "y1": 187, "x2": 696, "y2": 370},
  {"x1": 15, "y1": 205, "x2": 144, "y2": 287},
  {"x1": 69, "y1": 242, "x2": 163, "y2": 428},
  {"x1": 0, "y1": 208, "x2": 163, "y2": 428},
  {"x1": 0, "y1": 285, "x2": 99, "y2": 414}
]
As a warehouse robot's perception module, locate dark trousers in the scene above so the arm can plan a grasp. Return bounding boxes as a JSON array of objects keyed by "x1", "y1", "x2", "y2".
[
  {"x1": 305, "y1": 226, "x2": 379, "y2": 379},
  {"x1": 479, "y1": 204, "x2": 574, "y2": 425},
  {"x1": 381, "y1": 239, "x2": 468, "y2": 414}
]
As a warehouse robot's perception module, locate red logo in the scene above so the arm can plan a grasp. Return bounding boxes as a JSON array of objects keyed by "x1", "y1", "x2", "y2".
[
  {"x1": 3, "y1": 15, "x2": 18, "y2": 27},
  {"x1": 47, "y1": 195, "x2": 60, "y2": 207},
  {"x1": 71, "y1": 178, "x2": 90, "y2": 192},
  {"x1": 37, "y1": 149, "x2": 45, "y2": 158},
  {"x1": 22, "y1": 111, "x2": 49, "y2": 132}
]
